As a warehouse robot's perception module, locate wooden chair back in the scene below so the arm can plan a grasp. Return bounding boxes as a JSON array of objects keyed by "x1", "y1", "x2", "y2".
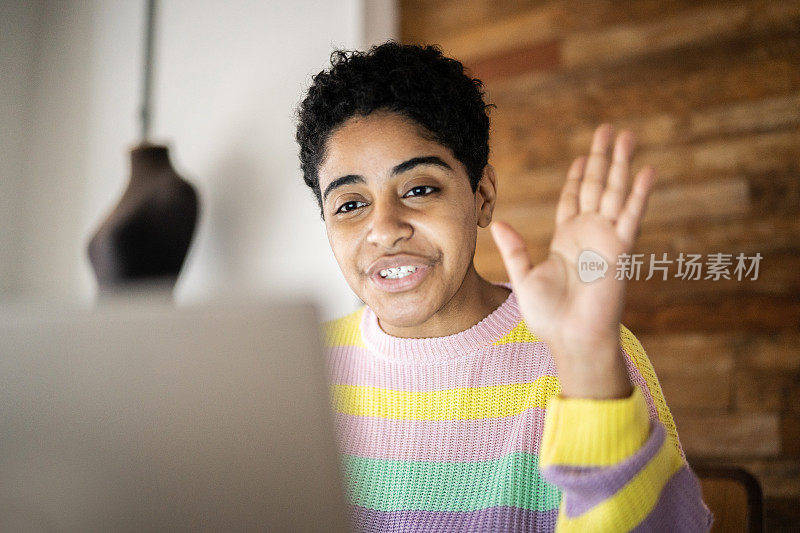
[{"x1": 693, "y1": 465, "x2": 763, "y2": 533}]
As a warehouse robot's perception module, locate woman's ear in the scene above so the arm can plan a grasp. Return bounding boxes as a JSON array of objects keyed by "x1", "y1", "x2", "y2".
[{"x1": 475, "y1": 164, "x2": 498, "y2": 228}]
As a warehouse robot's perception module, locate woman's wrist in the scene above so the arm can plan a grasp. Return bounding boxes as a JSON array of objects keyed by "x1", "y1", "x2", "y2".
[{"x1": 551, "y1": 338, "x2": 633, "y2": 399}]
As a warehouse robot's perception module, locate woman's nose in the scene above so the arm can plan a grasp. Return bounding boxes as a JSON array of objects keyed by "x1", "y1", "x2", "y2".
[{"x1": 366, "y1": 200, "x2": 413, "y2": 249}]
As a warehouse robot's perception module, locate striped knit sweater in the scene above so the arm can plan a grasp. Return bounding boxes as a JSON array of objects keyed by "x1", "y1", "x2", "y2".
[{"x1": 323, "y1": 282, "x2": 713, "y2": 532}]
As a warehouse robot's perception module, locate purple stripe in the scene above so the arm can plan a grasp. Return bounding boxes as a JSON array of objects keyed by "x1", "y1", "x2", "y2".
[
  {"x1": 540, "y1": 422, "x2": 666, "y2": 518},
  {"x1": 348, "y1": 505, "x2": 560, "y2": 533},
  {"x1": 333, "y1": 408, "x2": 547, "y2": 461},
  {"x1": 326, "y1": 344, "x2": 559, "y2": 390},
  {"x1": 632, "y1": 464, "x2": 714, "y2": 532}
]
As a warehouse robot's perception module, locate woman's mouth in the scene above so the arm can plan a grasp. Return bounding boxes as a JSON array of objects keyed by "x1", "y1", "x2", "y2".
[
  {"x1": 379, "y1": 265, "x2": 418, "y2": 279},
  {"x1": 370, "y1": 265, "x2": 430, "y2": 293}
]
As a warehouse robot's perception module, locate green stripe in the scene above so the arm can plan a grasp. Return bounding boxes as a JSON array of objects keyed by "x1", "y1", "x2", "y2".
[{"x1": 341, "y1": 452, "x2": 562, "y2": 512}]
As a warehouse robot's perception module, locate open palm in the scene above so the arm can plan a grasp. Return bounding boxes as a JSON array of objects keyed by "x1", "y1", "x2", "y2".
[{"x1": 491, "y1": 124, "x2": 655, "y2": 372}]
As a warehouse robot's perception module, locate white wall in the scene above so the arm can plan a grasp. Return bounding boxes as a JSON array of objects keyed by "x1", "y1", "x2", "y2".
[
  {"x1": 0, "y1": 0, "x2": 398, "y2": 320},
  {"x1": 0, "y1": 0, "x2": 43, "y2": 296}
]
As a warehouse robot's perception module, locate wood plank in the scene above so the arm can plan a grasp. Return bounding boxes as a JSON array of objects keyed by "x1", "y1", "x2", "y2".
[
  {"x1": 789, "y1": 380, "x2": 800, "y2": 416},
  {"x1": 422, "y1": 4, "x2": 562, "y2": 62},
  {"x1": 401, "y1": 0, "x2": 545, "y2": 46},
  {"x1": 734, "y1": 369, "x2": 795, "y2": 411},
  {"x1": 620, "y1": 293, "x2": 800, "y2": 334},
  {"x1": 636, "y1": 332, "x2": 735, "y2": 374},
  {"x1": 467, "y1": 40, "x2": 560, "y2": 82},
  {"x1": 400, "y1": 0, "x2": 487, "y2": 44},
  {"x1": 781, "y1": 414, "x2": 800, "y2": 456},
  {"x1": 491, "y1": 130, "x2": 800, "y2": 203},
  {"x1": 403, "y1": 0, "x2": 767, "y2": 63},
  {"x1": 560, "y1": 93, "x2": 800, "y2": 154},
  {"x1": 659, "y1": 374, "x2": 732, "y2": 410},
  {"x1": 637, "y1": 252, "x2": 800, "y2": 299},
  {"x1": 687, "y1": 93, "x2": 800, "y2": 140},
  {"x1": 562, "y1": 1, "x2": 800, "y2": 70},
  {"x1": 562, "y1": 4, "x2": 751, "y2": 68},
  {"x1": 643, "y1": 178, "x2": 750, "y2": 224},
  {"x1": 739, "y1": 331, "x2": 800, "y2": 372},
  {"x1": 632, "y1": 215, "x2": 800, "y2": 258},
  {"x1": 674, "y1": 411, "x2": 781, "y2": 457},
  {"x1": 637, "y1": 332, "x2": 735, "y2": 410},
  {"x1": 487, "y1": 28, "x2": 800, "y2": 121}
]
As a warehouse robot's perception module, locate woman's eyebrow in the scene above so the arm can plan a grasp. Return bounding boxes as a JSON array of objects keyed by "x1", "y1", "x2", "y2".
[
  {"x1": 322, "y1": 156, "x2": 452, "y2": 203},
  {"x1": 323, "y1": 175, "x2": 365, "y2": 203},
  {"x1": 390, "y1": 156, "x2": 452, "y2": 176}
]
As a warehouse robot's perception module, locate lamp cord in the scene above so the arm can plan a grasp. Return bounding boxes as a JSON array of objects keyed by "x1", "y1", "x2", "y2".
[{"x1": 139, "y1": 0, "x2": 156, "y2": 141}]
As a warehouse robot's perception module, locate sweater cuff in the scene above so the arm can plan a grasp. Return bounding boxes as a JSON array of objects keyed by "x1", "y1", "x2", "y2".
[{"x1": 539, "y1": 385, "x2": 651, "y2": 468}]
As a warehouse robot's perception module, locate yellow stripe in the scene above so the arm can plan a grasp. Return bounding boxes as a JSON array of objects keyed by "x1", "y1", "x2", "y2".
[
  {"x1": 323, "y1": 306, "x2": 367, "y2": 348},
  {"x1": 619, "y1": 324, "x2": 683, "y2": 458},
  {"x1": 539, "y1": 386, "x2": 651, "y2": 467},
  {"x1": 331, "y1": 376, "x2": 561, "y2": 420},
  {"x1": 555, "y1": 437, "x2": 684, "y2": 532},
  {"x1": 493, "y1": 320, "x2": 542, "y2": 345}
]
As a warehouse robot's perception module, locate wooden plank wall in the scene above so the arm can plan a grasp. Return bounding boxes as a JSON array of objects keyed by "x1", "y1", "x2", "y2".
[{"x1": 401, "y1": 0, "x2": 800, "y2": 528}]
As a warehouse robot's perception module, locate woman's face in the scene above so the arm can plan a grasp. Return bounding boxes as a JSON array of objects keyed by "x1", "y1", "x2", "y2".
[{"x1": 318, "y1": 111, "x2": 490, "y2": 328}]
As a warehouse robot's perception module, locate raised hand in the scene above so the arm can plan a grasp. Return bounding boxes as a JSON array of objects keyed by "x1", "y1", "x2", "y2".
[{"x1": 490, "y1": 124, "x2": 655, "y2": 399}]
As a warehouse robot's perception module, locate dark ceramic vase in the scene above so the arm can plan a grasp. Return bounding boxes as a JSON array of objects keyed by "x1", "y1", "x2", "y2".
[{"x1": 88, "y1": 142, "x2": 199, "y2": 296}]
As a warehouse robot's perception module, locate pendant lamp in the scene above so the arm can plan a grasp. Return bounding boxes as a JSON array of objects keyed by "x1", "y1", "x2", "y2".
[{"x1": 87, "y1": 0, "x2": 199, "y2": 297}]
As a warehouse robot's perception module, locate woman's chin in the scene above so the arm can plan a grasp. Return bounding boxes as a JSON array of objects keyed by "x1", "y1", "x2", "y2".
[{"x1": 373, "y1": 304, "x2": 432, "y2": 330}]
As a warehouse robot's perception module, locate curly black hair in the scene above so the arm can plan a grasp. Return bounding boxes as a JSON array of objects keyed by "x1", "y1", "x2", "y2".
[{"x1": 295, "y1": 41, "x2": 494, "y2": 218}]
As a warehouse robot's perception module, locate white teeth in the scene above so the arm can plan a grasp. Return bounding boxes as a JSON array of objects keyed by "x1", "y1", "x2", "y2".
[{"x1": 379, "y1": 265, "x2": 418, "y2": 279}]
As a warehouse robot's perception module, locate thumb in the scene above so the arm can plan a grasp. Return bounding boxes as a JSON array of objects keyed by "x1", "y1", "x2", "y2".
[{"x1": 489, "y1": 220, "x2": 533, "y2": 286}]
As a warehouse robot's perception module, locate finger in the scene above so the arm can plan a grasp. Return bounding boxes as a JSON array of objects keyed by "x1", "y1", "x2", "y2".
[
  {"x1": 490, "y1": 220, "x2": 533, "y2": 286},
  {"x1": 555, "y1": 156, "x2": 587, "y2": 225},
  {"x1": 616, "y1": 166, "x2": 655, "y2": 247},
  {"x1": 579, "y1": 123, "x2": 614, "y2": 213},
  {"x1": 599, "y1": 130, "x2": 635, "y2": 221}
]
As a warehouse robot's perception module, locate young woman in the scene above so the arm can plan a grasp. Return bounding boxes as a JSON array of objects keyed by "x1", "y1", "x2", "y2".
[{"x1": 296, "y1": 41, "x2": 712, "y2": 532}]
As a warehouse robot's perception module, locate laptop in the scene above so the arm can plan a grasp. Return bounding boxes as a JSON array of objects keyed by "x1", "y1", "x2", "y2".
[{"x1": 0, "y1": 298, "x2": 351, "y2": 532}]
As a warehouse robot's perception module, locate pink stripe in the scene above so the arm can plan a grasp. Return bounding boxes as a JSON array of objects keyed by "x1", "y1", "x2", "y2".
[
  {"x1": 333, "y1": 408, "x2": 547, "y2": 461},
  {"x1": 325, "y1": 344, "x2": 559, "y2": 390},
  {"x1": 326, "y1": 344, "x2": 658, "y2": 422}
]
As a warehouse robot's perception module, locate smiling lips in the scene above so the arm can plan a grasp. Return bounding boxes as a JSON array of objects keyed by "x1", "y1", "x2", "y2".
[{"x1": 366, "y1": 254, "x2": 432, "y2": 293}]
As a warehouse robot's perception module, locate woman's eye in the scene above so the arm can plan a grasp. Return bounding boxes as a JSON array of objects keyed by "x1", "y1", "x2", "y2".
[
  {"x1": 404, "y1": 186, "x2": 438, "y2": 197},
  {"x1": 335, "y1": 200, "x2": 367, "y2": 214}
]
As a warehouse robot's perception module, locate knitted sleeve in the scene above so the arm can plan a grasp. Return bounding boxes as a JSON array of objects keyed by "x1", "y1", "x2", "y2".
[{"x1": 537, "y1": 324, "x2": 714, "y2": 532}]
